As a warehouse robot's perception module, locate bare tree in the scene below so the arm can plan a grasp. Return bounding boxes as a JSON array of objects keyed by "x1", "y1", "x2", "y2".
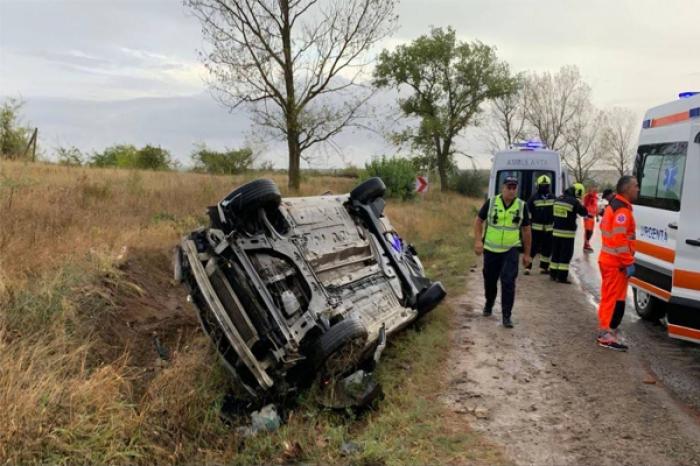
[
  {"x1": 522, "y1": 65, "x2": 591, "y2": 152},
  {"x1": 601, "y1": 107, "x2": 638, "y2": 177},
  {"x1": 563, "y1": 102, "x2": 605, "y2": 183},
  {"x1": 483, "y1": 85, "x2": 529, "y2": 153},
  {"x1": 186, "y1": 0, "x2": 397, "y2": 190}
]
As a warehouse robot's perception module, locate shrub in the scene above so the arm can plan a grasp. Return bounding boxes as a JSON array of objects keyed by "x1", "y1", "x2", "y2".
[
  {"x1": 362, "y1": 156, "x2": 417, "y2": 200},
  {"x1": 133, "y1": 145, "x2": 172, "y2": 170},
  {"x1": 56, "y1": 146, "x2": 84, "y2": 166},
  {"x1": 89, "y1": 144, "x2": 172, "y2": 170},
  {"x1": 450, "y1": 169, "x2": 488, "y2": 197},
  {"x1": 89, "y1": 145, "x2": 137, "y2": 168},
  {"x1": 190, "y1": 144, "x2": 255, "y2": 175},
  {"x1": 332, "y1": 165, "x2": 361, "y2": 179},
  {"x1": 0, "y1": 98, "x2": 31, "y2": 160}
]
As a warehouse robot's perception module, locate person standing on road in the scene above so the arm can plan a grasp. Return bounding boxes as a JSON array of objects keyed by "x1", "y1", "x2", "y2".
[
  {"x1": 525, "y1": 174, "x2": 555, "y2": 275},
  {"x1": 596, "y1": 175, "x2": 640, "y2": 351},
  {"x1": 474, "y1": 176, "x2": 532, "y2": 328},
  {"x1": 550, "y1": 183, "x2": 589, "y2": 284},
  {"x1": 582, "y1": 185, "x2": 599, "y2": 253}
]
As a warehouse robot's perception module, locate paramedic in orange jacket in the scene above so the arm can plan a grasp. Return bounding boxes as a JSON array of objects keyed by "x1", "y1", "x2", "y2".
[
  {"x1": 596, "y1": 175, "x2": 640, "y2": 351},
  {"x1": 582, "y1": 186, "x2": 598, "y2": 252}
]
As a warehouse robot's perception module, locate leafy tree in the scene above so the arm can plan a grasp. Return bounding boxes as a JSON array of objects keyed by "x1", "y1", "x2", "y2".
[
  {"x1": 0, "y1": 98, "x2": 31, "y2": 160},
  {"x1": 186, "y1": 0, "x2": 397, "y2": 191},
  {"x1": 373, "y1": 27, "x2": 516, "y2": 192},
  {"x1": 191, "y1": 144, "x2": 256, "y2": 174}
]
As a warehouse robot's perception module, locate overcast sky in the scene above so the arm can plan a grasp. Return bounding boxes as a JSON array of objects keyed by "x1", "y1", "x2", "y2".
[{"x1": 0, "y1": 0, "x2": 698, "y2": 166}]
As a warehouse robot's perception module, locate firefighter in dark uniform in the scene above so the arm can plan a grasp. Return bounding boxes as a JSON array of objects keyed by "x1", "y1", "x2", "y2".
[
  {"x1": 525, "y1": 174, "x2": 555, "y2": 274},
  {"x1": 474, "y1": 176, "x2": 532, "y2": 328},
  {"x1": 549, "y1": 182, "x2": 589, "y2": 283}
]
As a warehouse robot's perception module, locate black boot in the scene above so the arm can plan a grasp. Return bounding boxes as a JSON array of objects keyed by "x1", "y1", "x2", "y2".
[
  {"x1": 502, "y1": 316, "x2": 514, "y2": 328},
  {"x1": 483, "y1": 305, "x2": 493, "y2": 316}
]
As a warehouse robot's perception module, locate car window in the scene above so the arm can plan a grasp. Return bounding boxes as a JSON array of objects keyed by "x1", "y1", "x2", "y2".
[{"x1": 634, "y1": 142, "x2": 687, "y2": 211}]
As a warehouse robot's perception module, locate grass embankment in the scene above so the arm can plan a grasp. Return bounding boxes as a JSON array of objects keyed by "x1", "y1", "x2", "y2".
[{"x1": 0, "y1": 160, "x2": 499, "y2": 465}]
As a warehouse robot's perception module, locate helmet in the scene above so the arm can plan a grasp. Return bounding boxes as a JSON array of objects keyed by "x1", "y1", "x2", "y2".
[
  {"x1": 574, "y1": 182, "x2": 585, "y2": 199},
  {"x1": 536, "y1": 174, "x2": 551, "y2": 186}
]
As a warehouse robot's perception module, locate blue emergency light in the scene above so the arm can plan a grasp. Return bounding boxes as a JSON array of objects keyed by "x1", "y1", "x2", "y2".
[
  {"x1": 514, "y1": 139, "x2": 547, "y2": 151},
  {"x1": 679, "y1": 91, "x2": 699, "y2": 99}
]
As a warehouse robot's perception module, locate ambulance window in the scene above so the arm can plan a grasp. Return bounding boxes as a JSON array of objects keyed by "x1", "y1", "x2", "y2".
[
  {"x1": 531, "y1": 170, "x2": 556, "y2": 195},
  {"x1": 496, "y1": 171, "x2": 523, "y2": 195},
  {"x1": 634, "y1": 142, "x2": 687, "y2": 211}
]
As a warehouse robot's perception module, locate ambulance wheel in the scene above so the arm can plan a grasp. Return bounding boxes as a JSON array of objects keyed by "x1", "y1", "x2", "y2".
[{"x1": 633, "y1": 288, "x2": 666, "y2": 321}]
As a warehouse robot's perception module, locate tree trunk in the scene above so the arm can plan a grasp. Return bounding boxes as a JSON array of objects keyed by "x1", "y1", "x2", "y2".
[
  {"x1": 437, "y1": 138, "x2": 451, "y2": 192},
  {"x1": 280, "y1": 0, "x2": 300, "y2": 191},
  {"x1": 287, "y1": 130, "x2": 301, "y2": 191}
]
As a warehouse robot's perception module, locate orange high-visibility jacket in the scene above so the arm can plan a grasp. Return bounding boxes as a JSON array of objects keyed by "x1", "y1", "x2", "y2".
[
  {"x1": 583, "y1": 192, "x2": 598, "y2": 217},
  {"x1": 599, "y1": 194, "x2": 636, "y2": 268}
]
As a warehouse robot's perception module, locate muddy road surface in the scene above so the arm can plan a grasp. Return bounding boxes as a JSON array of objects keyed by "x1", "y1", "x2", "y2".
[
  {"x1": 571, "y1": 232, "x2": 700, "y2": 413},
  {"x1": 444, "y1": 234, "x2": 700, "y2": 466}
]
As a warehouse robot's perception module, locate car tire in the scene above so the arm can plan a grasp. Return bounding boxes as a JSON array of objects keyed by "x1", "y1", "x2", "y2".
[
  {"x1": 350, "y1": 177, "x2": 386, "y2": 204},
  {"x1": 416, "y1": 282, "x2": 447, "y2": 315},
  {"x1": 633, "y1": 287, "x2": 666, "y2": 321},
  {"x1": 222, "y1": 179, "x2": 281, "y2": 216},
  {"x1": 312, "y1": 318, "x2": 367, "y2": 371}
]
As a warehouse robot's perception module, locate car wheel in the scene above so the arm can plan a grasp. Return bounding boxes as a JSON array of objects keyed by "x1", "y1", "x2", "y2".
[
  {"x1": 633, "y1": 287, "x2": 666, "y2": 321},
  {"x1": 416, "y1": 282, "x2": 447, "y2": 315},
  {"x1": 312, "y1": 318, "x2": 368, "y2": 375},
  {"x1": 350, "y1": 177, "x2": 386, "y2": 204},
  {"x1": 222, "y1": 179, "x2": 282, "y2": 216}
]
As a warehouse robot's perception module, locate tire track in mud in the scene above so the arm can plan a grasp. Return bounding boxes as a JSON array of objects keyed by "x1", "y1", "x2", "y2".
[{"x1": 443, "y1": 265, "x2": 700, "y2": 466}]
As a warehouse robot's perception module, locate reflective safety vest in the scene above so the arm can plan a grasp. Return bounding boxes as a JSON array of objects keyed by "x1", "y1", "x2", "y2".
[
  {"x1": 599, "y1": 194, "x2": 636, "y2": 267},
  {"x1": 530, "y1": 197, "x2": 555, "y2": 232},
  {"x1": 552, "y1": 193, "x2": 587, "y2": 239},
  {"x1": 552, "y1": 200, "x2": 576, "y2": 238},
  {"x1": 484, "y1": 195, "x2": 524, "y2": 253}
]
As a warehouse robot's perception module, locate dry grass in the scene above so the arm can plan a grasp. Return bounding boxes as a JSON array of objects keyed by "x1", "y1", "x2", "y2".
[{"x1": 0, "y1": 159, "x2": 499, "y2": 465}]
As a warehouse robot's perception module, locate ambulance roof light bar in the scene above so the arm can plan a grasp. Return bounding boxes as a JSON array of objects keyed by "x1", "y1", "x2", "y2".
[
  {"x1": 513, "y1": 139, "x2": 547, "y2": 151},
  {"x1": 679, "y1": 91, "x2": 699, "y2": 99}
]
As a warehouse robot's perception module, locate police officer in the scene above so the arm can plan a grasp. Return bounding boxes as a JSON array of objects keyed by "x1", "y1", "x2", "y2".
[
  {"x1": 474, "y1": 176, "x2": 532, "y2": 328},
  {"x1": 526, "y1": 174, "x2": 555, "y2": 274},
  {"x1": 550, "y1": 183, "x2": 589, "y2": 283}
]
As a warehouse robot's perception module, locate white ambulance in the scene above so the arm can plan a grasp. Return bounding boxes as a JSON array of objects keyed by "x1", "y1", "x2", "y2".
[
  {"x1": 631, "y1": 91, "x2": 700, "y2": 343},
  {"x1": 488, "y1": 141, "x2": 570, "y2": 200}
]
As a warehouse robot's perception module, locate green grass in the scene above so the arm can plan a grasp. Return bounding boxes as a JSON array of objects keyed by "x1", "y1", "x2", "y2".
[{"x1": 0, "y1": 162, "x2": 501, "y2": 465}]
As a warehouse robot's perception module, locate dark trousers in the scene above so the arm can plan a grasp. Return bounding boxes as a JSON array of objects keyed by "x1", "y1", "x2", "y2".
[
  {"x1": 550, "y1": 236, "x2": 575, "y2": 282},
  {"x1": 483, "y1": 248, "x2": 519, "y2": 318},
  {"x1": 528, "y1": 230, "x2": 553, "y2": 271}
]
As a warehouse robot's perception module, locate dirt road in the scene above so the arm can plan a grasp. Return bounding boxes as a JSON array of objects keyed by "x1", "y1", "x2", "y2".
[{"x1": 443, "y1": 261, "x2": 700, "y2": 466}]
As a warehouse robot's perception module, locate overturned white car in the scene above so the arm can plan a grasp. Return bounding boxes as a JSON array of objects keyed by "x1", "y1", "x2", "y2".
[{"x1": 175, "y1": 177, "x2": 446, "y2": 398}]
